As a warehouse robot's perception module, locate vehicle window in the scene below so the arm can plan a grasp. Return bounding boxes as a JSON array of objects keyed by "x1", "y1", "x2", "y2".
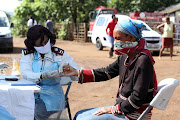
[
  {"x1": 101, "y1": 10, "x2": 114, "y2": 14},
  {"x1": 104, "y1": 18, "x2": 109, "y2": 26},
  {"x1": 0, "y1": 17, "x2": 9, "y2": 27},
  {"x1": 141, "y1": 21, "x2": 152, "y2": 31},
  {"x1": 91, "y1": 10, "x2": 99, "y2": 21},
  {"x1": 143, "y1": 27, "x2": 151, "y2": 31},
  {"x1": 96, "y1": 17, "x2": 105, "y2": 26},
  {"x1": 132, "y1": 20, "x2": 152, "y2": 31}
]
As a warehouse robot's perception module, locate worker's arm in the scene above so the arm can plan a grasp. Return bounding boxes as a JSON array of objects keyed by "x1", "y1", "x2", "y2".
[
  {"x1": 157, "y1": 23, "x2": 164, "y2": 34},
  {"x1": 106, "y1": 23, "x2": 110, "y2": 34},
  {"x1": 173, "y1": 24, "x2": 175, "y2": 33}
]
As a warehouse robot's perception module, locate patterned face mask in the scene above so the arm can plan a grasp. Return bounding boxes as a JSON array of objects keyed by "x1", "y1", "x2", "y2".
[
  {"x1": 114, "y1": 41, "x2": 138, "y2": 49},
  {"x1": 114, "y1": 41, "x2": 138, "y2": 55}
]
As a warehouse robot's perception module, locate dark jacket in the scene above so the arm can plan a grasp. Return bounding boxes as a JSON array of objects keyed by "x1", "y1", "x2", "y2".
[{"x1": 93, "y1": 53, "x2": 154, "y2": 114}]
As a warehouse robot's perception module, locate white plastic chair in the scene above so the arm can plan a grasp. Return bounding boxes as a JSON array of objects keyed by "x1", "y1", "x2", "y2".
[{"x1": 138, "y1": 78, "x2": 179, "y2": 120}]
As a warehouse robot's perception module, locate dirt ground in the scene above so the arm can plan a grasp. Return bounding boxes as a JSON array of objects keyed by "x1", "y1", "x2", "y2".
[{"x1": 0, "y1": 37, "x2": 180, "y2": 120}]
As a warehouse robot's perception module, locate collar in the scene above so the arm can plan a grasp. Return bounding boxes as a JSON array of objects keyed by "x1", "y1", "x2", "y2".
[
  {"x1": 124, "y1": 53, "x2": 141, "y2": 67},
  {"x1": 35, "y1": 50, "x2": 55, "y2": 62}
]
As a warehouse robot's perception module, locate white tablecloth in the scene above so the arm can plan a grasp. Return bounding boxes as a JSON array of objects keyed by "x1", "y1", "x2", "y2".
[{"x1": 0, "y1": 76, "x2": 41, "y2": 120}]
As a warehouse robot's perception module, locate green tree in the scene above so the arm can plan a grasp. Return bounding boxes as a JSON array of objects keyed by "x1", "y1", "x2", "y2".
[
  {"x1": 41, "y1": 0, "x2": 108, "y2": 23},
  {"x1": 77, "y1": 0, "x2": 108, "y2": 22},
  {"x1": 13, "y1": 0, "x2": 180, "y2": 37},
  {"x1": 107, "y1": 0, "x2": 139, "y2": 13},
  {"x1": 108, "y1": 0, "x2": 180, "y2": 13},
  {"x1": 138, "y1": 0, "x2": 180, "y2": 12},
  {"x1": 13, "y1": 0, "x2": 46, "y2": 36},
  {"x1": 12, "y1": 0, "x2": 108, "y2": 37}
]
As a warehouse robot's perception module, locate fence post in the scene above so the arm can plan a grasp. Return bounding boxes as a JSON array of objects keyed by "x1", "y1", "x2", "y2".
[{"x1": 84, "y1": 23, "x2": 87, "y2": 42}]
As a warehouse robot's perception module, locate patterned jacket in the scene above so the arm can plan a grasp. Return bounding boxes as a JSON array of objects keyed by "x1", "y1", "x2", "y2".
[{"x1": 78, "y1": 53, "x2": 155, "y2": 120}]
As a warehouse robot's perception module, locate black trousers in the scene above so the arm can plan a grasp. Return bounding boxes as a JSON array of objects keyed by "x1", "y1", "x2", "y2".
[{"x1": 109, "y1": 47, "x2": 114, "y2": 57}]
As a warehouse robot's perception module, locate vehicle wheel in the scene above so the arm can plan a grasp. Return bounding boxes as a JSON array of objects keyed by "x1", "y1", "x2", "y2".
[
  {"x1": 153, "y1": 51, "x2": 159, "y2": 56},
  {"x1": 96, "y1": 38, "x2": 103, "y2": 50},
  {"x1": 8, "y1": 47, "x2": 13, "y2": 53}
]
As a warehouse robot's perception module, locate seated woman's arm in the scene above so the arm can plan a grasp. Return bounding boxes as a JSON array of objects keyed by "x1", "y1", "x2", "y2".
[
  {"x1": 20, "y1": 50, "x2": 41, "y2": 82},
  {"x1": 78, "y1": 56, "x2": 120, "y2": 83}
]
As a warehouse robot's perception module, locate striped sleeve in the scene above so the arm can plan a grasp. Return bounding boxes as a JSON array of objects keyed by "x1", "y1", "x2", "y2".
[
  {"x1": 110, "y1": 104, "x2": 122, "y2": 115},
  {"x1": 78, "y1": 70, "x2": 95, "y2": 83}
]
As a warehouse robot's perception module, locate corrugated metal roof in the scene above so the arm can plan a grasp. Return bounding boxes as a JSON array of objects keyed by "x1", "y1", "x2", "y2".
[{"x1": 160, "y1": 3, "x2": 180, "y2": 13}]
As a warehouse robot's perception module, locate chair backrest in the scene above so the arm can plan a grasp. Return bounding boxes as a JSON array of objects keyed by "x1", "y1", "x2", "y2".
[{"x1": 150, "y1": 78, "x2": 179, "y2": 110}]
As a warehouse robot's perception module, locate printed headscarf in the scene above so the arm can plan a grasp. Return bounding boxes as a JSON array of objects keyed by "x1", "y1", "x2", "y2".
[{"x1": 114, "y1": 18, "x2": 146, "y2": 40}]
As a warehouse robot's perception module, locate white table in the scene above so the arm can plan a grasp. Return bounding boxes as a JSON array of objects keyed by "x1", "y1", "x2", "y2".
[
  {"x1": 0, "y1": 76, "x2": 41, "y2": 93},
  {"x1": 0, "y1": 75, "x2": 41, "y2": 120}
]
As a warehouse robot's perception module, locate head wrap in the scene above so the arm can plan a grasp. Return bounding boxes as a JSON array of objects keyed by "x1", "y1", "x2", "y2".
[{"x1": 114, "y1": 18, "x2": 146, "y2": 40}]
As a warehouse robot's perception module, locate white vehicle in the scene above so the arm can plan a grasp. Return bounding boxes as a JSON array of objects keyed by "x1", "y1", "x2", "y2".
[
  {"x1": 0, "y1": 11, "x2": 13, "y2": 52},
  {"x1": 90, "y1": 14, "x2": 162, "y2": 54}
]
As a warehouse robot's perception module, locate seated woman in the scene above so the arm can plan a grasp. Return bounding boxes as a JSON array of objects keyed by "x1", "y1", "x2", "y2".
[
  {"x1": 20, "y1": 25, "x2": 79, "y2": 120},
  {"x1": 62, "y1": 18, "x2": 158, "y2": 120}
]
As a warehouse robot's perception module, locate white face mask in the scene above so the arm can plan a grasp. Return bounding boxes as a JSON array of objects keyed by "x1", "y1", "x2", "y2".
[{"x1": 34, "y1": 39, "x2": 51, "y2": 54}]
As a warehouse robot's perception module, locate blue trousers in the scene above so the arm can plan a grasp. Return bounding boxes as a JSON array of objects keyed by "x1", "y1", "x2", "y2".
[
  {"x1": 73, "y1": 107, "x2": 129, "y2": 120},
  {"x1": 107, "y1": 35, "x2": 114, "y2": 47}
]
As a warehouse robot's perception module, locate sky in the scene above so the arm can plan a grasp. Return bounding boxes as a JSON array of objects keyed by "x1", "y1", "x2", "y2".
[{"x1": 0, "y1": 0, "x2": 21, "y2": 13}]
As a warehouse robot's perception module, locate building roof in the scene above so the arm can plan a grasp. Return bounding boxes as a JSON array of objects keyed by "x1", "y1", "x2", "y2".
[{"x1": 160, "y1": 3, "x2": 180, "y2": 14}]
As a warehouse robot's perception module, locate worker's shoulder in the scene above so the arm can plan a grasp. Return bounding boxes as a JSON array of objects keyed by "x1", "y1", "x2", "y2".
[
  {"x1": 137, "y1": 53, "x2": 152, "y2": 65},
  {"x1": 138, "y1": 53, "x2": 149, "y2": 59},
  {"x1": 22, "y1": 49, "x2": 34, "y2": 55},
  {"x1": 51, "y1": 46, "x2": 65, "y2": 56}
]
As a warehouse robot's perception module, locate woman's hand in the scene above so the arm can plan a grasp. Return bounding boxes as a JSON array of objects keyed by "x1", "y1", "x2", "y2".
[
  {"x1": 61, "y1": 65, "x2": 78, "y2": 77},
  {"x1": 93, "y1": 107, "x2": 111, "y2": 116}
]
